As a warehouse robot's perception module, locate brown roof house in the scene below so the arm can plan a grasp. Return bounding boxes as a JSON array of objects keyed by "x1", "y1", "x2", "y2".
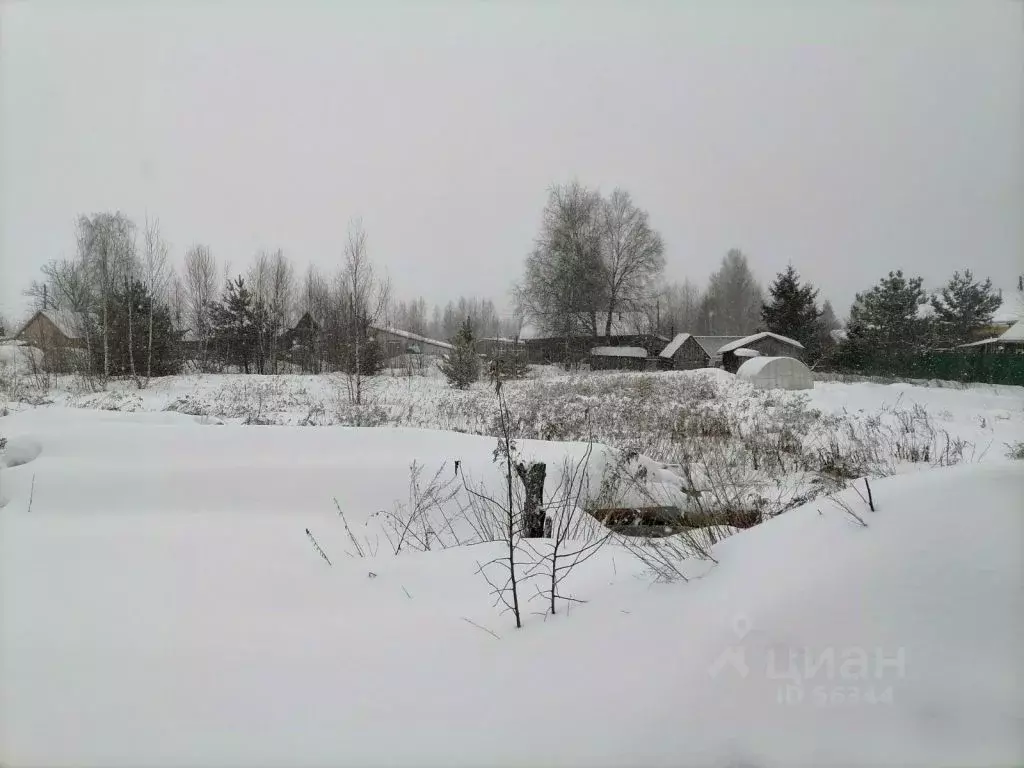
[{"x1": 15, "y1": 310, "x2": 92, "y2": 372}]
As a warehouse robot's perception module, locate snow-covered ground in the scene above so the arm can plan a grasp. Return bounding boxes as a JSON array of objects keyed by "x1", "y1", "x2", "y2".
[{"x1": 1, "y1": 368, "x2": 1023, "y2": 765}]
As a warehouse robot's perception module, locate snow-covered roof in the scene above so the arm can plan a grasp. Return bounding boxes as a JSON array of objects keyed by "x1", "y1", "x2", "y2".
[
  {"x1": 590, "y1": 346, "x2": 648, "y2": 358},
  {"x1": 370, "y1": 325, "x2": 454, "y2": 351},
  {"x1": 659, "y1": 333, "x2": 693, "y2": 359},
  {"x1": 692, "y1": 336, "x2": 745, "y2": 357},
  {"x1": 992, "y1": 291, "x2": 1024, "y2": 326},
  {"x1": 999, "y1": 320, "x2": 1024, "y2": 342},
  {"x1": 957, "y1": 337, "x2": 1001, "y2": 348},
  {"x1": 17, "y1": 310, "x2": 88, "y2": 341},
  {"x1": 733, "y1": 348, "x2": 761, "y2": 358},
  {"x1": 717, "y1": 332, "x2": 804, "y2": 354}
]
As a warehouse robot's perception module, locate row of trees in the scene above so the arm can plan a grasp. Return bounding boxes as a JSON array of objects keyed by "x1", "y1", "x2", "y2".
[
  {"x1": 18, "y1": 196, "x2": 1011, "y2": 387},
  {"x1": 511, "y1": 182, "x2": 823, "y2": 343},
  {"x1": 513, "y1": 181, "x2": 1008, "y2": 365}
]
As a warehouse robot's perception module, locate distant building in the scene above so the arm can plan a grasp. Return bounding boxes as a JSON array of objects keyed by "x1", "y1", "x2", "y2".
[
  {"x1": 692, "y1": 336, "x2": 747, "y2": 368},
  {"x1": 716, "y1": 332, "x2": 804, "y2": 373},
  {"x1": 15, "y1": 310, "x2": 90, "y2": 372},
  {"x1": 589, "y1": 346, "x2": 652, "y2": 371},
  {"x1": 658, "y1": 333, "x2": 709, "y2": 370}
]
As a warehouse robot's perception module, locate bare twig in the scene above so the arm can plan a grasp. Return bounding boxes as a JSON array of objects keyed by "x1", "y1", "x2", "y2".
[
  {"x1": 305, "y1": 527, "x2": 333, "y2": 565},
  {"x1": 461, "y1": 617, "x2": 501, "y2": 640}
]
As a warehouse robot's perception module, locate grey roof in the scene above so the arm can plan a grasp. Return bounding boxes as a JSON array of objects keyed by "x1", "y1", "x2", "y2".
[
  {"x1": 692, "y1": 336, "x2": 746, "y2": 357},
  {"x1": 717, "y1": 332, "x2": 804, "y2": 354},
  {"x1": 659, "y1": 333, "x2": 693, "y2": 359}
]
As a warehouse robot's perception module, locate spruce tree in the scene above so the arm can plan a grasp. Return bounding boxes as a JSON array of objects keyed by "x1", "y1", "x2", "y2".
[
  {"x1": 761, "y1": 264, "x2": 822, "y2": 348},
  {"x1": 210, "y1": 276, "x2": 258, "y2": 373},
  {"x1": 929, "y1": 270, "x2": 1002, "y2": 344},
  {"x1": 848, "y1": 270, "x2": 928, "y2": 351},
  {"x1": 441, "y1": 317, "x2": 480, "y2": 389}
]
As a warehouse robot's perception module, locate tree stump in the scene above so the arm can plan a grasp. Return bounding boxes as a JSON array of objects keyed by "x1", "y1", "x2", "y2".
[{"x1": 515, "y1": 461, "x2": 547, "y2": 538}]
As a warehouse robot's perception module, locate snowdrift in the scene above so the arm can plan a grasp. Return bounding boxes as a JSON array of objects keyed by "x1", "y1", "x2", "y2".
[{"x1": 0, "y1": 409, "x2": 1022, "y2": 767}]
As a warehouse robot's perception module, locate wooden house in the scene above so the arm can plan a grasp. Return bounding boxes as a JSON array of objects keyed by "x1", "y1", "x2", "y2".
[
  {"x1": 658, "y1": 333, "x2": 709, "y2": 370},
  {"x1": 15, "y1": 310, "x2": 90, "y2": 372},
  {"x1": 717, "y1": 332, "x2": 804, "y2": 373}
]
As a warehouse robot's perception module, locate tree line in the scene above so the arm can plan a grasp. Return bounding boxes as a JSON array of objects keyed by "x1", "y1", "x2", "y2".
[
  {"x1": 15, "y1": 193, "x2": 1012, "y2": 387},
  {"x1": 513, "y1": 181, "x2": 1010, "y2": 365}
]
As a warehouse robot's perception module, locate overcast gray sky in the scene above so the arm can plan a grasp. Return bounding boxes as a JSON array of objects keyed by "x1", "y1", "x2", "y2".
[{"x1": 1, "y1": 0, "x2": 1021, "y2": 328}]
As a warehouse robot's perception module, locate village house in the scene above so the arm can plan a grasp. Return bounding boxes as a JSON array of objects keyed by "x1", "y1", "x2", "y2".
[
  {"x1": 691, "y1": 336, "x2": 747, "y2": 368},
  {"x1": 15, "y1": 309, "x2": 90, "y2": 372},
  {"x1": 716, "y1": 332, "x2": 805, "y2": 373},
  {"x1": 658, "y1": 333, "x2": 709, "y2": 370}
]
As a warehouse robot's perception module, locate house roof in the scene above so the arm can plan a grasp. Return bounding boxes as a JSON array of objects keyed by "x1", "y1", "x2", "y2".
[
  {"x1": 659, "y1": 333, "x2": 693, "y2": 359},
  {"x1": 590, "y1": 346, "x2": 647, "y2": 358},
  {"x1": 17, "y1": 309, "x2": 88, "y2": 341},
  {"x1": 370, "y1": 325, "x2": 454, "y2": 351},
  {"x1": 999, "y1": 319, "x2": 1024, "y2": 342},
  {"x1": 992, "y1": 291, "x2": 1024, "y2": 326},
  {"x1": 717, "y1": 332, "x2": 804, "y2": 354},
  {"x1": 692, "y1": 336, "x2": 746, "y2": 357}
]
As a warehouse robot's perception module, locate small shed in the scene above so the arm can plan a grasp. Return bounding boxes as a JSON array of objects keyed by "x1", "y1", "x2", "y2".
[
  {"x1": 590, "y1": 346, "x2": 649, "y2": 371},
  {"x1": 718, "y1": 332, "x2": 804, "y2": 373},
  {"x1": 737, "y1": 356, "x2": 813, "y2": 391},
  {"x1": 659, "y1": 333, "x2": 709, "y2": 370}
]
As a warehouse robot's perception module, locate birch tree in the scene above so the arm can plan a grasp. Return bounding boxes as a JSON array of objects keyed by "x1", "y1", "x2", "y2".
[
  {"x1": 597, "y1": 188, "x2": 665, "y2": 341},
  {"x1": 339, "y1": 219, "x2": 390, "y2": 404},
  {"x1": 183, "y1": 245, "x2": 218, "y2": 369},
  {"x1": 141, "y1": 217, "x2": 171, "y2": 386}
]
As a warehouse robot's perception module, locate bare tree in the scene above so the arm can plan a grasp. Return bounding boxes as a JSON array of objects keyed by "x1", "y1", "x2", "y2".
[
  {"x1": 267, "y1": 250, "x2": 295, "y2": 373},
  {"x1": 183, "y1": 244, "x2": 217, "y2": 369},
  {"x1": 248, "y1": 251, "x2": 273, "y2": 374},
  {"x1": 463, "y1": 382, "x2": 524, "y2": 628},
  {"x1": 520, "y1": 442, "x2": 614, "y2": 616},
  {"x1": 700, "y1": 249, "x2": 764, "y2": 334},
  {"x1": 516, "y1": 182, "x2": 606, "y2": 340},
  {"x1": 655, "y1": 279, "x2": 704, "y2": 336},
  {"x1": 338, "y1": 219, "x2": 390, "y2": 404},
  {"x1": 76, "y1": 213, "x2": 137, "y2": 379},
  {"x1": 597, "y1": 188, "x2": 665, "y2": 341},
  {"x1": 140, "y1": 216, "x2": 171, "y2": 386}
]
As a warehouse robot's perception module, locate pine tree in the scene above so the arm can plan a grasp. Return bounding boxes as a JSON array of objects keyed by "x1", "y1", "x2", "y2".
[
  {"x1": 848, "y1": 270, "x2": 928, "y2": 351},
  {"x1": 929, "y1": 269, "x2": 1002, "y2": 344},
  {"x1": 761, "y1": 264, "x2": 822, "y2": 348},
  {"x1": 441, "y1": 317, "x2": 480, "y2": 389},
  {"x1": 210, "y1": 276, "x2": 258, "y2": 373}
]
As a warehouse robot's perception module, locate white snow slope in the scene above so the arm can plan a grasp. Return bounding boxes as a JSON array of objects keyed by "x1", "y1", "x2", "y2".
[{"x1": 1, "y1": 408, "x2": 1022, "y2": 767}]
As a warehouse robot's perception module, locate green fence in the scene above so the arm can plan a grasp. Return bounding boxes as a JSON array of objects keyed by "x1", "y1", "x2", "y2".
[{"x1": 824, "y1": 350, "x2": 1024, "y2": 386}]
